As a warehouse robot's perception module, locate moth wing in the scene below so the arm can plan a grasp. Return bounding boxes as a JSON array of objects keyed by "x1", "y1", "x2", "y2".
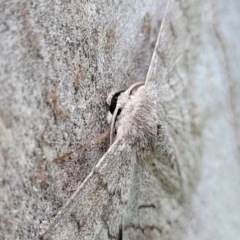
[
  {"x1": 123, "y1": 0, "x2": 201, "y2": 239},
  {"x1": 144, "y1": 0, "x2": 200, "y2": 196},
  {"x1": 41, "y1": 138, "x2": 135, "y2": 240}
]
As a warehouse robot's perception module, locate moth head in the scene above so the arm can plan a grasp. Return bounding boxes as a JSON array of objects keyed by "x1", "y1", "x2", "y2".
[
  {"x1": 106, "y1": 90, "x2": 126, "y2": 114},
  {"x1": 107, "y1": 82, "x2": 145, "y2": 146}
]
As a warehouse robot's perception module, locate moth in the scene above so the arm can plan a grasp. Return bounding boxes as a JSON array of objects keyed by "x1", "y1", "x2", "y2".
[
  {"x1": 40, "y1": 83, "x2": 182, "y2": 239},
  {"x1": 39, "y1": 0, "x2": 192, "y2": 239}
]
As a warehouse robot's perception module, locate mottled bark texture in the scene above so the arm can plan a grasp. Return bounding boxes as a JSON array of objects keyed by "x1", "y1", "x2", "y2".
[{"x1": 0, "y1": 0, "x2": 240, "y2": 240}]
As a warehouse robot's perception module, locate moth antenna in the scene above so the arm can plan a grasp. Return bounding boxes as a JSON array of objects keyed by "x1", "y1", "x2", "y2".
[
  {"x1": 125, "y1": 81, "x2": 144, "y2": 94},
  {"x1": 39, "y1": 167, "x2": 95, "y2": 239}
]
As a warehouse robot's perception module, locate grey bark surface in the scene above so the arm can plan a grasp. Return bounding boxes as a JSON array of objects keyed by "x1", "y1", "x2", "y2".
[{"x1": 0, "y1": 0, "x2": 240, "y2": 240}]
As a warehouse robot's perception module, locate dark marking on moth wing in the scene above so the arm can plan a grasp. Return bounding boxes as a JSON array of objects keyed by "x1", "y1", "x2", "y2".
[
  {"x1": 118, "y1": 225, "x2": 122, "y2": 240},
  {"x1": 109, "y1": 90, "x2": 125, "y2": 114}
]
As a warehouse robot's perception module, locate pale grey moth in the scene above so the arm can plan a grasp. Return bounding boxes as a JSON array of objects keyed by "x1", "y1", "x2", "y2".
[{"x1": 39, "y1": 0, "x2": 200, "y2": 239}]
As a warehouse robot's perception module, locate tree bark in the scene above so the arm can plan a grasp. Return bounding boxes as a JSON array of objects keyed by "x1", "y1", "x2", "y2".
[{"x1": 0, "y1": 0, "x2": 240, "y2": 240}]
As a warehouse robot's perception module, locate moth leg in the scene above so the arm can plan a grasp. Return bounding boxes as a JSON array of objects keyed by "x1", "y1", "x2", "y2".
[
  {"x1": 110, "y1": 105, "x2": 121, "y2": 145},
  {"x1": 53, "y1": 129, "x2": 109, "y2": 162}
]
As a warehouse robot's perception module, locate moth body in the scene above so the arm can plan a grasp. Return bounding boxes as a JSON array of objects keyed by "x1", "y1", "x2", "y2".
[
  {"x1": 107, "y1": 83, "x2": 159, "y2": 150},
  {"x1": 106, "y1": 83, "x2": 182, "y2": 194}
]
